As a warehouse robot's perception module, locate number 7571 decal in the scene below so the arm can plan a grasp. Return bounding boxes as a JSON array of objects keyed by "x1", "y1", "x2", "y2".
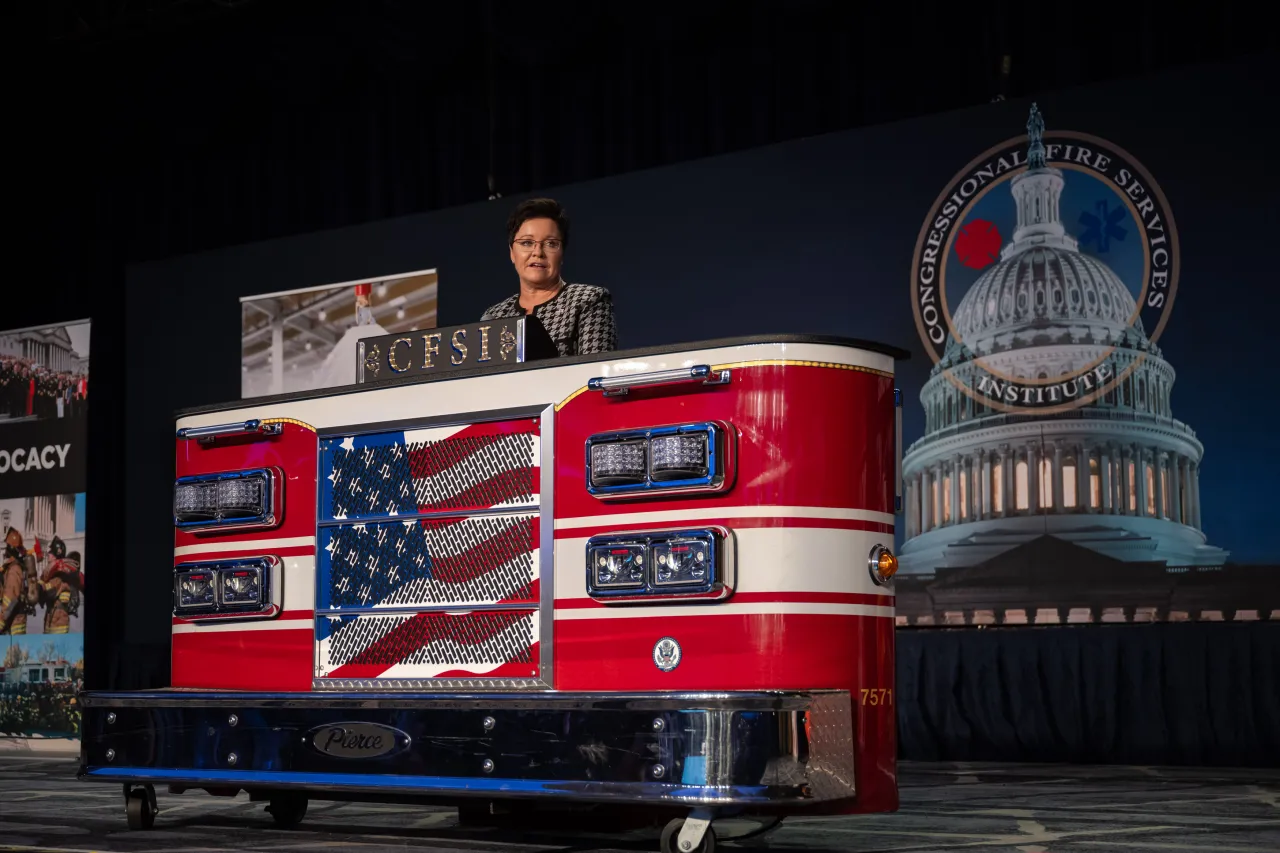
[{"x1": 860, "y1": 688, "x2": 893, "y2": 706}]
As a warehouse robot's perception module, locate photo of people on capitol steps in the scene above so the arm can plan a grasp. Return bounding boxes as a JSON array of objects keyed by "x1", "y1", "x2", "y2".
[
  {"x1": 0, "y1": 322, "x2": 88, "y2": 421},
  {"x1": 0, "y1": 320, "x2": 88, "y2": 746}
]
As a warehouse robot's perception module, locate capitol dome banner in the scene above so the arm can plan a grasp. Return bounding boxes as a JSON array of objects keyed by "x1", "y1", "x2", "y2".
[
  {"x1": 892, "y1": 95, "x2": 1263, "y2": 628},
  {"x1": 910, "y1": 109, "x2": 1175, "y2": 415}
]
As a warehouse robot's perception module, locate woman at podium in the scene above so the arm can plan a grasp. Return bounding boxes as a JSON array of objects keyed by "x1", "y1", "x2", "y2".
[{"x1": 481, "y1": 198, "x2": 618, "y2": 357}]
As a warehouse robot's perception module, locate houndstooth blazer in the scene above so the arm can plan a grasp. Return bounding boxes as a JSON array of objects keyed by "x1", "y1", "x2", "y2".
[{"x1": 480, "y1": 283, "x2": 618, "y2": 357}]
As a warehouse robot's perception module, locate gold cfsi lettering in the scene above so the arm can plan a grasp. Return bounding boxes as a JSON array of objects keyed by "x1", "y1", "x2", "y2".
[
  {"x1": 477, "y1": 325, "x2": 492, "y2": 362},
  {"x1": 422, "y1": 333, "x2": 442, "y2": 369},
  {"x1": 387, "y1": 337, "x2": 412, "y2": 373},
  {"x1": 450, "y1": 329, "x2": 468, "y2": 365},
  {"x1": 500, "y1": 325, "x2": 517, "y2": 361},
  {"x1": 363, "y1": 343, "x2": 382, "y2": 377}
]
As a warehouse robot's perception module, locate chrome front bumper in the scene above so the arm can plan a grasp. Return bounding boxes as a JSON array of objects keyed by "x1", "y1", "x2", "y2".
[{"x1": 78, "y1": 690, "x2": 856, "y2": 808}]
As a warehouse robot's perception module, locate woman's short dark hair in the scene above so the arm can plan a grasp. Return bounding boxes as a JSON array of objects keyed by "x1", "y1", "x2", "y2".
[{"x1": 507, "y1": 198, "x2": 570, "y2": 249}]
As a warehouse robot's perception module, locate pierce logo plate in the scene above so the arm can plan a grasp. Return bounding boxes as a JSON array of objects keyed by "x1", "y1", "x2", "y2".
[{"x1": 306, "y1": 722, "x2": 412, "y2": 759}]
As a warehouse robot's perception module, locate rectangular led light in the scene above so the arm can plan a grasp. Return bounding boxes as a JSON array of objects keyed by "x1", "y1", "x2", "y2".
[
  {"x1": 585, "y1": 422, "x2": 732, "y2": 499},
  {"x1": 649, "y1": 433, "x2": 709, "y2": 482},
  {"x1": 219, "y1": 565, "x2": 265, "y2": 609},
  {"x1": 585, "y1": 528, "x2": 734, "y2": 602},
  {"x1": 651, "y1": 536, "x2": 712, "y2": 587},
  {"x1": 589, "y1": 440, "x2": 647, "y2": 488},
  {"x1": 174, "y1": 468, "x2": 281, "y2": 532},
  {"x1": 172, "y1": 557, "x2": 275, "y2": 618},
  {"x1": 587, "y1": 540, "x2": 647, "y2": 589},
  {"x1": 173, "y1": 567, "x2": 217, "y2": 613}
]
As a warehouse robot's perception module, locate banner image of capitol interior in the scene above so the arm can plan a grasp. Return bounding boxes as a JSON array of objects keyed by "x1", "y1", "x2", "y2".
[
  {"x1": 241, "y1": 269, "x2": 438, "y2": 398},
  {"x1": 1, "y1": 319, "x2": 88, "y2": 750}
]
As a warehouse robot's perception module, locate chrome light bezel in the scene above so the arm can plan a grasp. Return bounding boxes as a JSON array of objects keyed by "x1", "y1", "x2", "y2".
[
  {"x1": 172, "y1": 556, "x2": 281, "y2": 620},
  {"x1": 172, "y1": 566, "x2": 219, "y2": 615},
  {"x1": 586, "y1": 539, "x2": 649, "y2": 591},
  {"x1": 585, "y1": 527, "x2": 735, "y2": 603},
  {"x1": 584, "y1": 422, "x2": 734, "y2": 500},
  {"x1": 174, "y1": 467, "x2": 283, "y2": 533},
  {"x1": 868, "y1": 543, "x2": 896, "y2": 587}
]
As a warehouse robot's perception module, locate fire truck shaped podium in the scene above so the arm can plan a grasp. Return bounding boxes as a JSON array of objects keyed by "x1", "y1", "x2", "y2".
[{"x1": 79, "y1": 330, "x2": 907, "y2": 853}]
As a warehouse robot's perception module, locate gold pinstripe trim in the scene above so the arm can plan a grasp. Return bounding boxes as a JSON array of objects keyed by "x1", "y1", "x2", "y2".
[
  {"x1": 261, "y1": 417, "x2": 318, "y2": 432},
  {"x1": 554, "y1": 358, "x2": 892, "y2": 410},
  {"x1": 556, "y1": 386, "x2": 592, "y2": 411},
  {"x1": 709, "y1": 358, "x2": 892, "y2": 377}
]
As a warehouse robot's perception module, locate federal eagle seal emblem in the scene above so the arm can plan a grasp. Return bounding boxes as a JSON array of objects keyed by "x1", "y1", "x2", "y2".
[{"x1": 652, "y1": 636, "x2": 682, "y2": 672}]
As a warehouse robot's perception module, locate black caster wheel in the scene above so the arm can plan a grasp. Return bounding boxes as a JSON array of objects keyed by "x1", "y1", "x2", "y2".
[
  {"x1": 125, "y1": 788, "x2": 156, "y2": 830},
  {"x1": 266, "y1": 793, "x2": 308, "y2": 829},
  {"x1": 661, "y1": 817, "x2": 716, "y2": 853}
]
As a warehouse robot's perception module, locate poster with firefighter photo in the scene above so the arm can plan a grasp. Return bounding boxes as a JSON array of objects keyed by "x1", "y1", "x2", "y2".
[
  {"x1": 0, "y1": 319, "x2": 88, "y2": 748},
  {"x1": 241, "y1": 269, "x2": 439, "y2": 398}
]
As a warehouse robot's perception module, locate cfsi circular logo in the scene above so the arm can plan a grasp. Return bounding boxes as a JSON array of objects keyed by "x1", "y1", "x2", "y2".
[{"x1": 909, "y1": 104, "x2": 1179, "y2": 415}]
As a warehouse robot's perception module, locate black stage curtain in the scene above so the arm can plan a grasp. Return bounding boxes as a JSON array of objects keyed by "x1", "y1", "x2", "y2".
[
  {"x1": 37, "y1": 1, "x2": 1276, "y2": 267},
  {"x1": 897, "y1": 622, "x2": 1280, "y2": 767}
]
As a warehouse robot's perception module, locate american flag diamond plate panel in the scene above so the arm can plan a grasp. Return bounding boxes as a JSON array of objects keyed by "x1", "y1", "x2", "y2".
[
  {"x1": 315, "y1": 609, "x2": 539, "y2": 680},
  {"x1": 318, "y1": 513, "x2": 539, "y2": 610},
  {"x1": 320, "y1": 419, "x2": 540, "y2": 521}
]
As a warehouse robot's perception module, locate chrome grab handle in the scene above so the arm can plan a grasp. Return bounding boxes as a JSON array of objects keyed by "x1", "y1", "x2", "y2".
[
  {"x1": 894, "y1": 388, "x2": 904, "y2": 513},
  {"x1": 176, "y1": 419, "x2": 283, "y2": 443},
  {"x1": 588, "y1": 364, "x2": 731, "y2": 398}
]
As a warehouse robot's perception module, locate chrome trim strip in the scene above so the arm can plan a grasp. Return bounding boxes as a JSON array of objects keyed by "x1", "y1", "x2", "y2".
[
  {"x1": 313, "y1": 677, "x2": 548, "y2": 692},
  {"x1": 314, "y1": 405, "x2": 547, "y2": 440},
  {"x1": 80, "y1": 689, "x2": 841, "y2": 710},
  {"x1": 317, "y1": 602, "x2": 537, "y2": 617},
  {"x1": 538, "y1": 402, "x2": 556, "y2": 691},
  {"x1": 313, "y1": 424, "x2": 325, "y2": 684},
  {"x1": 315, "y1": 504, "x2": 539, "y2": 529}
]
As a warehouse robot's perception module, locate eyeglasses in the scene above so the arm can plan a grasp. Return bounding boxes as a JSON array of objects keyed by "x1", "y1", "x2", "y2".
[{"x1": 513, "y1": 238, "x2": 563, "y2": 252}]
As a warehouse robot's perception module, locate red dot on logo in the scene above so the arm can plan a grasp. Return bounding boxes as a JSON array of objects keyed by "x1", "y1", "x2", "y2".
[{"x1": 955, "y1": 219, "x2": 1002, "y2": 270}]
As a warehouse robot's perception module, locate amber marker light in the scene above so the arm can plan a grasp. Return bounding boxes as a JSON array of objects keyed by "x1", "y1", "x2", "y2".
[{"x1": 868, "y1": 545, "x2": 898, "y2": 585}]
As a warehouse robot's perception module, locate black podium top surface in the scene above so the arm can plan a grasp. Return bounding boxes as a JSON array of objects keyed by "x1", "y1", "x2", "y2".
[{"x1": 178, "y1": 333, "x2": 912, "y2": 418}]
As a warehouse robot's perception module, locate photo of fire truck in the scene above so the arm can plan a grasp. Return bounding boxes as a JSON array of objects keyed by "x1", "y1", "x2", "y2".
[{"x1": 78, "y1": 333, "x2": 906, "y2": 853}]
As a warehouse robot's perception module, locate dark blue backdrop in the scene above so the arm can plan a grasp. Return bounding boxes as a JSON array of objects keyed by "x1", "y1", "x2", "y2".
[
  {"x1": 112, "y1": 54, "x2": 1280, "y2": 765},
  {"x1": 128, "y1": 57, "x2": 1276, "y2": 648}
]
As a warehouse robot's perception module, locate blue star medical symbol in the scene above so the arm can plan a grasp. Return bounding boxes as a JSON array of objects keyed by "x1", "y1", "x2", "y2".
[{"x1": 1078, "y1": 199, "x2": 1127, "y2": 253}]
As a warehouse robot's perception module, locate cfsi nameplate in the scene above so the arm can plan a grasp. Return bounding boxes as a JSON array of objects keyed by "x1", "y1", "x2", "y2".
[{"x1": 355, "y1": 316, "x2": 557, "y2": 385}]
